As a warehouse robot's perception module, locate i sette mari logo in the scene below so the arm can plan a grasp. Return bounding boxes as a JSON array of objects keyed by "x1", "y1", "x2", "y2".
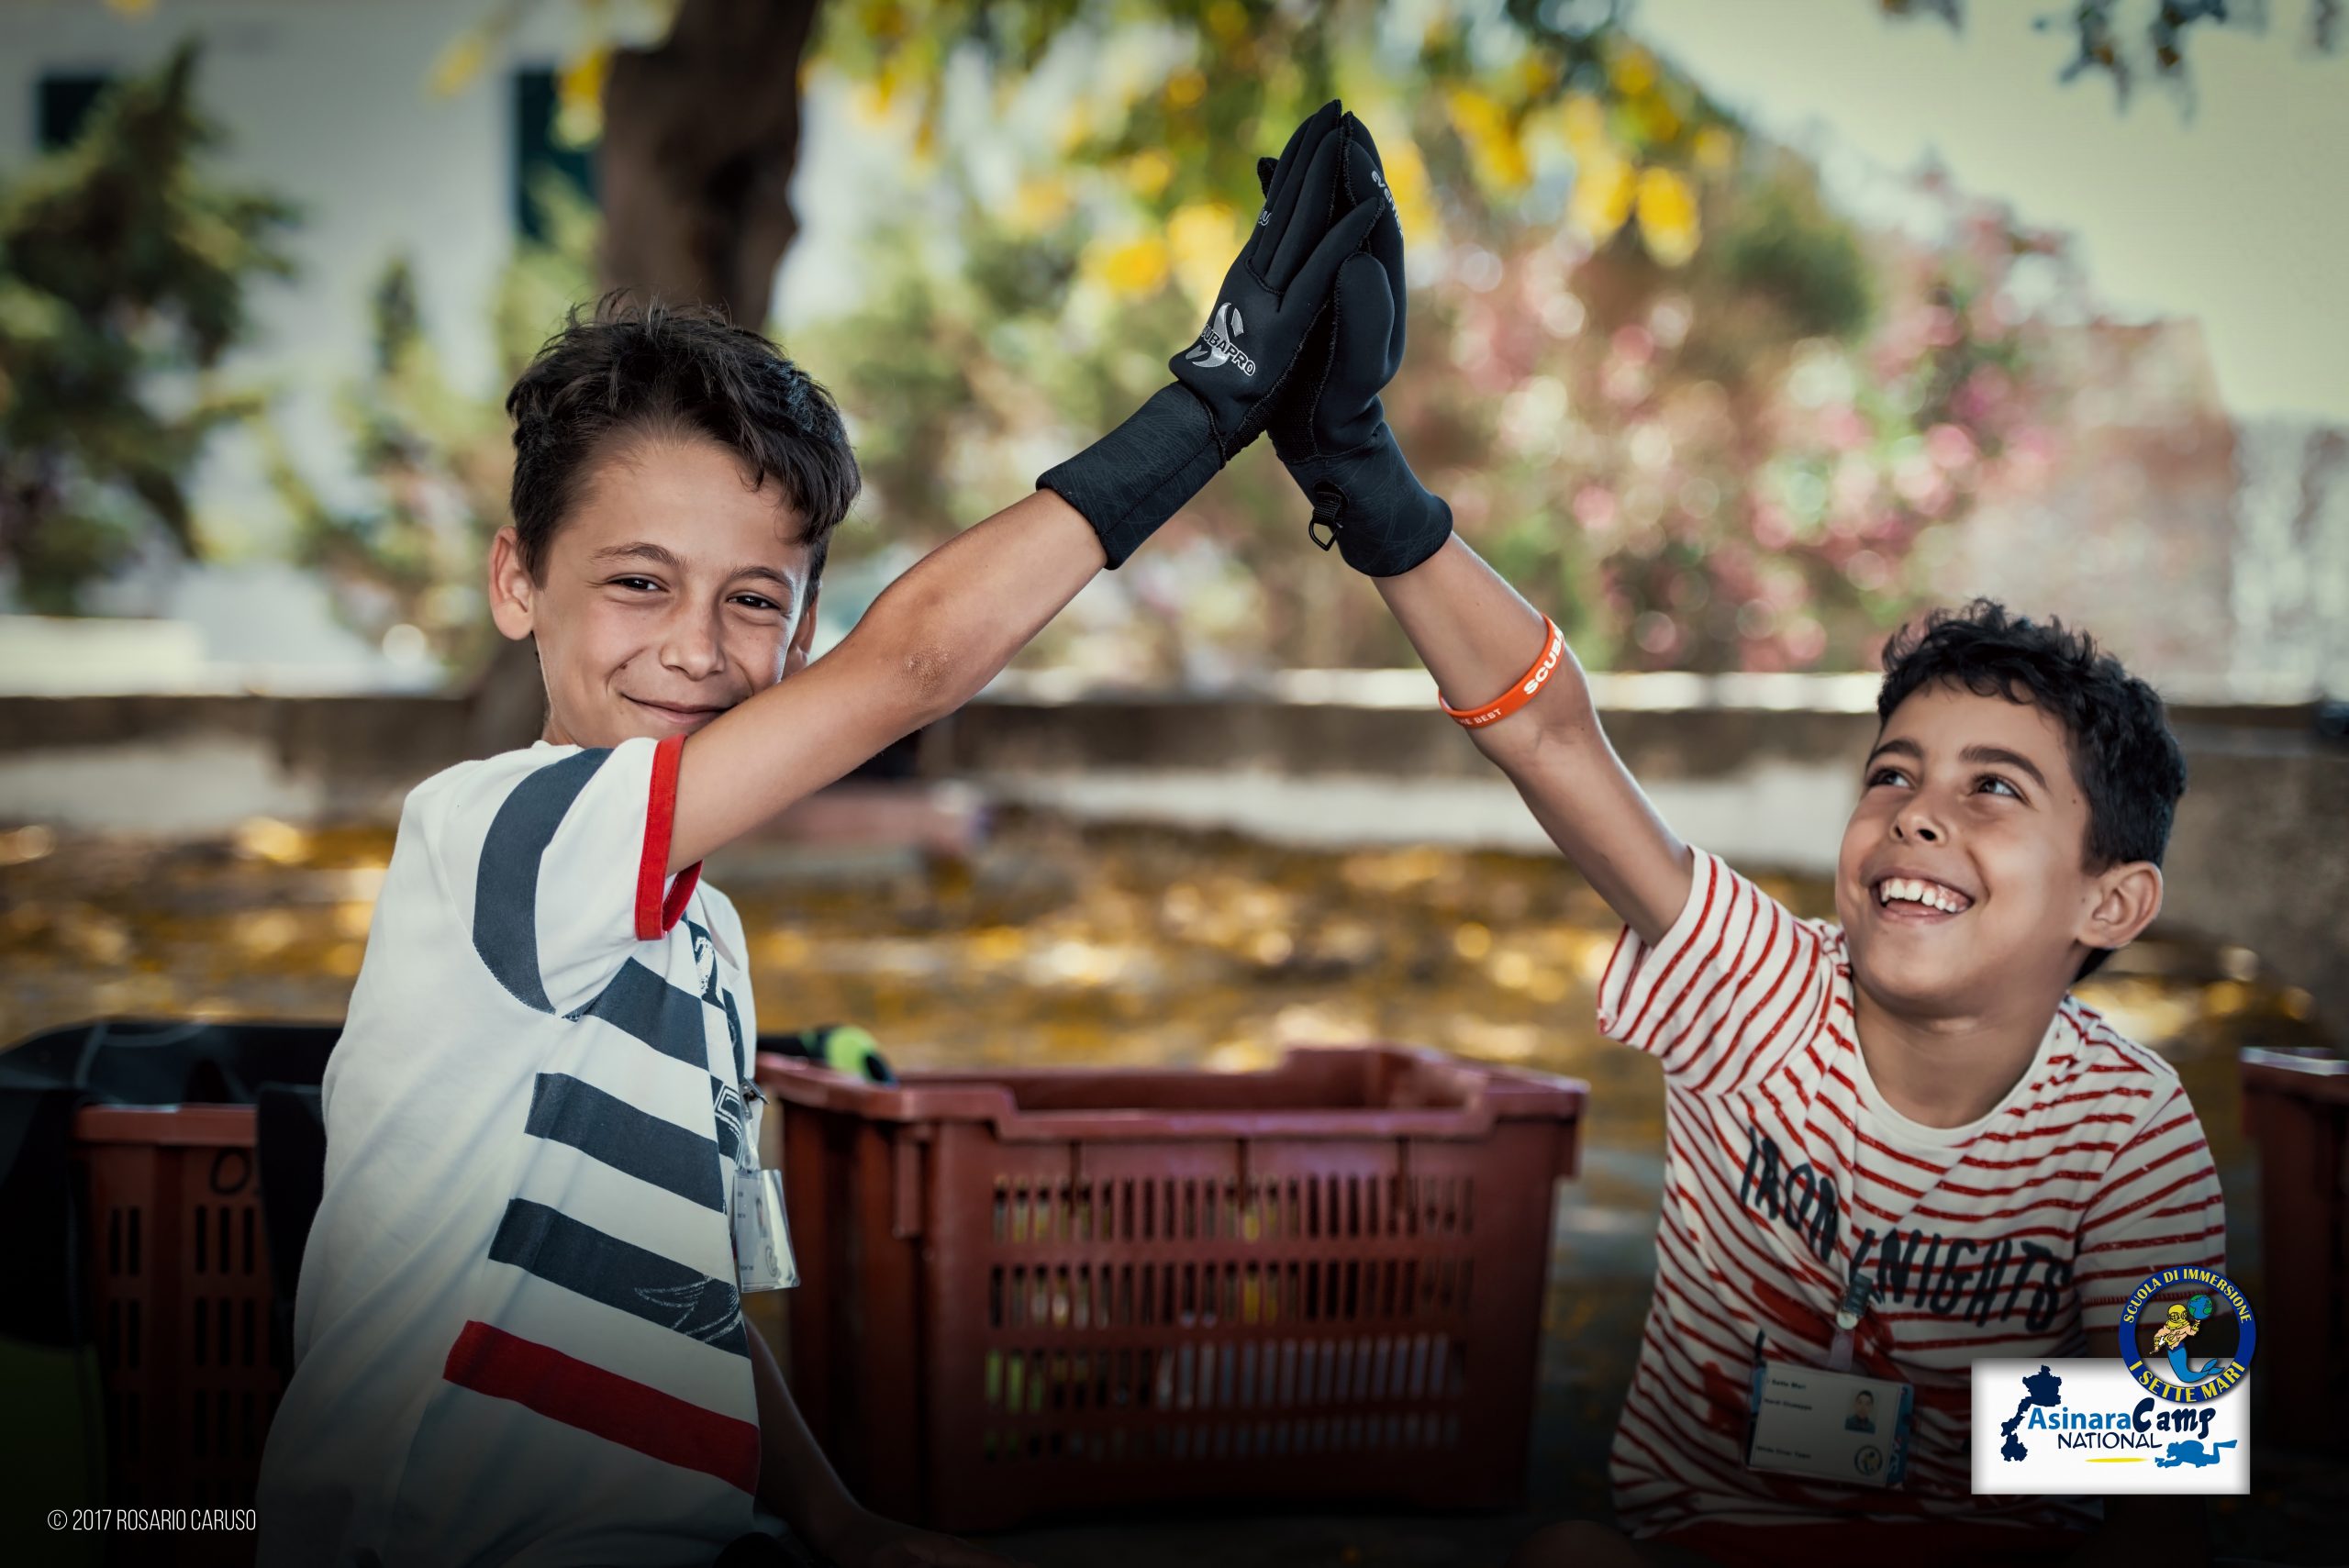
[{"x1": 2120, "y1": 1265, "x2": 2255, "y2": 1402}]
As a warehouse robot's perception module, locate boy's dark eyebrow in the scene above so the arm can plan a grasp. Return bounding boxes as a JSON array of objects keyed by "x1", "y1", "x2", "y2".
[
  {"x1": 589, "y1": 541, "x2": 799, "y2": 593},
  {"x1": 1863, "y1": 736, "x2": 2051, "y2": 793},
  {"x1": 1959, "y1": 743, "x2": 2050, "y2": 792},
  {"x1": 1863, "y1": 738, "x2": 1922, "y2": 770}
]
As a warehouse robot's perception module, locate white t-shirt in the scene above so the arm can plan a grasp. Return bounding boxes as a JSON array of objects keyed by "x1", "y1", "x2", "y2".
[
  {"x1": 1597, "y1": 850, "x2": 2225, "y2": 1539},
  {"x1": 257, "y1": 736, "x2": 776, "y2": 1568}
]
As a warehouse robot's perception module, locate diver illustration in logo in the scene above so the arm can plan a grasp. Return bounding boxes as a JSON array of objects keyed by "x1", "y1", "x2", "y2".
[{"x1": 2151, "y1": 1301, "x2": 2200, "y2": 1355}]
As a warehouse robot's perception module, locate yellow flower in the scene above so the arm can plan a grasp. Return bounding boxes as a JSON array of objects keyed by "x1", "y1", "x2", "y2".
[
  {"x1": 1125, "y1": 150, "x2": 1175, "y2": 199},
  {"x1": 846, "y1": 83, "x2": 880, "y2": 125},
  {"x1": 1008, "y1": 174, "x2": 1074, "y2": 234},
  {"x1": 1636, "y1": 166, "x2": 1700, "y2": 266},
  {"x1": 429, "y1": 30, "x2": 491, "y2": 98},
  {"x1": 1087, "y1": 235, "x2": 1172, "y2": 298},
  {"x1": 1694, "y1": 125, "x2": 1736, "y2": 174},
  {"x1": 1167, "y1": 202, "x2": 1241, "y2": 312},
  {"x1": 1446, "y1": 86, "x2": 1530, "y2": 194},
  {"x1": 1206, "y1": 0, "x2": 1250, "y2": 46},
  {"x1": 1609, "y1": 45, "x2": 1658, "y2": 97},
  {"x1": 554, "y1": 47, "x2": 609, "y2": 148},
  {"x1": 1570, "y1": 152, "x2": 1635, "y2": 240},
  {"x1": 1163, "y1": 67, "x2": 1208, "y2": 110}
]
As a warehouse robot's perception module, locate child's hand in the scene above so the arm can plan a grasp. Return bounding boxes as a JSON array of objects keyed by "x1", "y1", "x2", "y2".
[
  {"x1": 1037, "y1": 101, "x2": 1384, "y2": 568},
  {"x1": 1262, "y1": 115, "x2": 1454, "y2": 578},
  {"x1": 1162, "y1": 98, "x2": 1385, "y2": 458}
]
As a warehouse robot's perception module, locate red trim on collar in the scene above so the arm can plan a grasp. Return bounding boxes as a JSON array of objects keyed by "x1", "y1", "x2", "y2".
[{"x1": 635, "y1": 732, "x2": 701, "y2": 940}]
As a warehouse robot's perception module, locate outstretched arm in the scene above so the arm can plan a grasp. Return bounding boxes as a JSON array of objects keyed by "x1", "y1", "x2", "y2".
[
  {"x1": 1249, "y1": 114, "x2": 1687, "y2": 942},
  {"x1": 1375, "y1": 537, "x2": 1690, "y2": 945},
  {"x1": 672, "y1": 490, "x2": 1095, "y2": 872},
  {"x1": 669, "y1": 102, "x2": 1381, "y2": 875}
]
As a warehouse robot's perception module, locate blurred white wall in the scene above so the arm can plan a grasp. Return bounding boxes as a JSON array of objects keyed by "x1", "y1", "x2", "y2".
[{"x1": 0, "y1": 0, "x2": 610, "y2": 673}]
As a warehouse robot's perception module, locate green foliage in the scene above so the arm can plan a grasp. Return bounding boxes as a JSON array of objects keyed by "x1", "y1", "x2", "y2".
[
  {"x1": 0, "y1": 42, "x2": 296, "y2": 612},
  {"x1": 1711, "y1": 158, "x2": 1873, "y2": 347},
  {"x1": 322, "y1": 0, "x2": 2074, "y2": 678},
  {"x1": 789, "y1": 6, "x2": 2070, "y2": 673}
]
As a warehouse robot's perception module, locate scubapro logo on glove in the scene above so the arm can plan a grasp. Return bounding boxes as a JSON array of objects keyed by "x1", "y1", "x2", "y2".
[{"x1": 1186, "y1": 302, "x2": 1256, "y2": 377}]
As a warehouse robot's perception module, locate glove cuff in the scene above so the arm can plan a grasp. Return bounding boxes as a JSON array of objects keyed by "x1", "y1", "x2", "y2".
[
  {"x1": 1286, "y1": 424, "x2": 1453, "y2": 577},
  {"x1": 1038, "y1": 384, "x2": 1224, "y2": 569}
]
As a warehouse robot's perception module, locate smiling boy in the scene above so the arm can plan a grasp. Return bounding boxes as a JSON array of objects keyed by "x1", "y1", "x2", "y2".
[
  {"x1": 1254, "y1": 119, "x2": 2226, "y2": 1568},
  {"x1": 256, "y1": 103, "x2": 1384, "y2": 1568}
]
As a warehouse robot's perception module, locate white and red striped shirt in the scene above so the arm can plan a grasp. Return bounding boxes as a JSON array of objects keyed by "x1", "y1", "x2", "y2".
[{"x1": 1595, "y1": 850, "x2": 2224, "y2": 1539}]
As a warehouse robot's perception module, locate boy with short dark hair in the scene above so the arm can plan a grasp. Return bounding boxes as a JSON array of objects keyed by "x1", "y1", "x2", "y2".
[
  {"x1": 256, "y1": 104, "x2": 1386, "y2": 1567},
  {"x1": 1255, "y1": 121, "x2": 2226, "y2": 1568}
]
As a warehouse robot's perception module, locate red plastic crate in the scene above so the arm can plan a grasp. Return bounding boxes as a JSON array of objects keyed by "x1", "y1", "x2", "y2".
[
  {"x1": 760, "y1": 1044, "x2": 1586, "y2": 1531},
  {"x1": 69, "y1": 1104, "x2": 277, "y2": 1562},
  {"x1": 2239, "y1": 1047, "x2": 2349, "y2": 1451}
]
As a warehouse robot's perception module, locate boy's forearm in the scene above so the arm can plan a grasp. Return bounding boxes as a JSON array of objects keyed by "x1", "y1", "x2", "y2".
[
  {"x1": 745, "y1": 1316, "x2": 869, "y2": 1555},
  {"x1": 1375, "y1": 536, "x2": 1574, "y2": 734},
  {"x1": 671, "y1": 490, "x2": 1100, "y2": 872},
  {"x1": 1375, "y1": 535, "x2": 1690, "y2": 943},
  {"x1": 839, "y1": 487, "x2": 1106, "y2": 728}
]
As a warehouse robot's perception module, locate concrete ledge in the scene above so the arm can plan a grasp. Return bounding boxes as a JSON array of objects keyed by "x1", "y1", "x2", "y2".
[{"x1": 3, "y1": 684, "x2": 2341, "y2": 1036}]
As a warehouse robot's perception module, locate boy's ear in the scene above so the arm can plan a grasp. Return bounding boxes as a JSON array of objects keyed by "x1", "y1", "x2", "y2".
[
  {"x1": 783, "y1": 584, "x2": 820, "y2": 679},
  {"x1": 488, "y1": 526, "x2": 538, "y2": 642},
  {"x1": 2078, "y1": 861, "x2": 2163, "y2": 954}
]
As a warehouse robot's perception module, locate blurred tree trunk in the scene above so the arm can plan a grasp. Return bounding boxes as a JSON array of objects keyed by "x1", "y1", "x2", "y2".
[
  {"x1": 468, "y1": 0, "x2": 822, "y2": 752},
  {"x1": 599, "y1": 0, "x2": 821, "y2": 326}
]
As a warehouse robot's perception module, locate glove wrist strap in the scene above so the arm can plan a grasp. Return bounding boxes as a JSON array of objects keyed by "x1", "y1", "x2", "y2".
[
  {"x1": 1438, "y1": 616, "x2": 1565, "y2": 730},
  {"x1": 1038, "y1": 384, "x2": 1223, "y2": 569}
]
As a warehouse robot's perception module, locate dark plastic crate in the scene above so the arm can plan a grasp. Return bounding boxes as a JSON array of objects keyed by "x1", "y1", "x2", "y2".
[{"x1": 71, "y1": 1103, "x2": 275, "y2": 1564}]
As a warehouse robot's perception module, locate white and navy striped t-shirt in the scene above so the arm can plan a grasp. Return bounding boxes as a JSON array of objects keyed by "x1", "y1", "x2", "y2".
[
  {"x1": 258, "y1": 735, "x2": 775, "y2": 1568},
  {"x1": 1596, "y1": 850, "x2": 2224, "y2": 1540}
]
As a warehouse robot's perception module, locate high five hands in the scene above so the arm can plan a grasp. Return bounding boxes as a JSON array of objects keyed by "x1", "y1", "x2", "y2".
[
  {"x1": 1255, "y1": 112, "x2": 1453, "y2": 578},
  {"x1": 1037, "y1": 101, "x2": 1449, "y2": 577}
]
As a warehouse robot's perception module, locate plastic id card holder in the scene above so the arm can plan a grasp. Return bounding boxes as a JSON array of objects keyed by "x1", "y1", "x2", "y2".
[
  {"x1": 729, "y1": 1084, "x2": 799, "y2": 1294},
  {"x1": 1745, "y1": 1359, "x2": 1915, "y2": 1488}
]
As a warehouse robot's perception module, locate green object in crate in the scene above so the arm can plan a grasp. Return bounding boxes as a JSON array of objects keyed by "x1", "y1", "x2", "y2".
[{"x1": 769, "y1": 1024, "x2": 896, "y2": 1084}]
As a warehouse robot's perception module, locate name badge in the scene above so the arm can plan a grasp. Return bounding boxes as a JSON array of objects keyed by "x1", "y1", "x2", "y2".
[
  {"x1": 729, "y1": 1084, "x2": 799, "y2": 1294},
  {"x1": 1745, "y1": 1360, "x2": 1914, "y2": 1488}
]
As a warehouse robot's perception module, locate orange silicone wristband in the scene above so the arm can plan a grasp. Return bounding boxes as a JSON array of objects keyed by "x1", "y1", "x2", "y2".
[{"x1": 1438, "y1": 616, "x2": 1565, "y2": 728}]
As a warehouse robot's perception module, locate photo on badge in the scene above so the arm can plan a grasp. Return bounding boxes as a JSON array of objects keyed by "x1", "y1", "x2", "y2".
[{"x1": 1746, "y1": 1360, "x2": 1917, "y2": 1488}]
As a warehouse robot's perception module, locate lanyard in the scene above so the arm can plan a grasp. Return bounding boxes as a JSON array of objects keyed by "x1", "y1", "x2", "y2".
[{"x1": 1828, "y1": 1266, "x2": 1873, "y2": 1372}]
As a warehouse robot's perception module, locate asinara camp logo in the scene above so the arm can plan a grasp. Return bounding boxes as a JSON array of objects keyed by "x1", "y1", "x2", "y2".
[
  {"x1": 1971, "y1": 1271, "x2": 2254, "y2": 1497},
  {"x1": 1186, "y1": 302, "x2": 1255, "y2": 376}
]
